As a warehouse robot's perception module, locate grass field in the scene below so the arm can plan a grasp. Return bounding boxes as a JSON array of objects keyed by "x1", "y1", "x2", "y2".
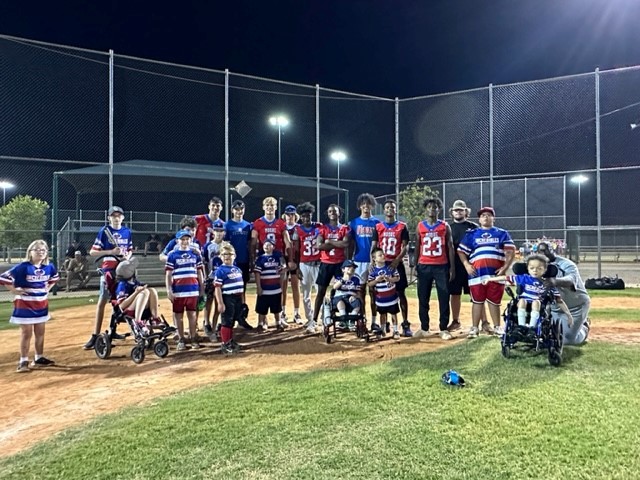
[{"x1": 0, "y1": 339, "x2": 638, "y2": 479}]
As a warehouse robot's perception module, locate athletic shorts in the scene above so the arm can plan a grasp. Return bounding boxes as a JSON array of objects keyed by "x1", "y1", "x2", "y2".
[
  {"x1": 172, "y1": 296, "x2": 198, "y2": 314},
  {"x1": 255, "y1": 294, "x2": 282, "y2": 315},
  {"x1": 376, "y1": 302, "x2": 400, "y2": 315},
  {"x1": 354, "y1": 262, "x2": 371, "y2": 282},
  {"x1": 469, "y1": 282, "x2": 505, "y2": 305},
  {"x1": 448, "y1": 262, "x2": 470, "y2": 295},
  {"x1": 316, "y1": 263, "x2": 343, "y2": 288}
]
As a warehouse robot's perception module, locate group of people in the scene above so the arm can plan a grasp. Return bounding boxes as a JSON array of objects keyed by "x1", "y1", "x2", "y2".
[{"x1": 0, "y1": 194, "x2": 590, "y2": 372}]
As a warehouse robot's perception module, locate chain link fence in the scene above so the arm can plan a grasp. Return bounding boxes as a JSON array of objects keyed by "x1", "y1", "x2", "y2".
[{"x1": 2, "y1": 35, "x2": 640, "y2": 281}]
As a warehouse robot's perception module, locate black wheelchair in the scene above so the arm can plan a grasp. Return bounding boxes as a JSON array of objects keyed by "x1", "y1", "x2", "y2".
[
  {"x1": 500, "y1": 263, "x2": 564, "y2": 367},
  {"x1": 321, "y1": 290, "x2": 383, "y2": 344}
]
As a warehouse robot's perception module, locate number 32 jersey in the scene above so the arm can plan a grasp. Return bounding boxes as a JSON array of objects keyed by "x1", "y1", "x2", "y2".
[
  {"x1": 417, "y1": 220, "x2": 449, "y2": 265},
  {"x1": 373, "y1": 221, "x2": 410, "y2": 262}
]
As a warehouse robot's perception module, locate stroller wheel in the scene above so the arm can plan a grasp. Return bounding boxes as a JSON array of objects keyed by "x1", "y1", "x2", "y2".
[
  {"x1": 131, "y1": 345, "x2": 145, "y2": 364},
  {"x1": 94, "y1": 333, "x2": 112, "y2": 360},
  {"x1": 154, "y1": 340, "x2": 169, "y2": 358},
  {"x1": 548, "y1": 349, "x2": 562, "y2": 367}
]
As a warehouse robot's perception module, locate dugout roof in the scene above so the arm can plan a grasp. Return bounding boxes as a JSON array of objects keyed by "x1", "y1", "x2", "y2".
[{"x1": 56, "y1": 159, "x2": 344, "y2": 200}]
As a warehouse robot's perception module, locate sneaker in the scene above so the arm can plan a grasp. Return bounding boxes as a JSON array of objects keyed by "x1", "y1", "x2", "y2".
[
  {"x1": 257, "y1": 323, "x2": 269, "y2": 333},
  {"x1": 392, "y1": 331, "x2": 401, "y2": 340},
  {"x1": 16, "y1": 361, "x2": 30, "y2": 373},
  {"x1": 221, "y1": 341, "x2": 238, "y2": 355},
  {"x1": 347, "y1": 320, "x2": 357, "y2": 332},
  {"x1": 370, "y1": 323, "x2": 383, "y2": 334},
  {"x1": 31, "y1": 357, "x2": 55, "y2": 367},
  {"x1": 305, "y1": 322, "x2": 317, "y2": 334},
  {"x1": 191, "y1": 341, "x2": 201, "y2": 350},
  {"x1": 583, "y1": 317, "x2": 591, "y2": 332},
  {"x1": 413, "y1": 329, "x2": 430, "y2": 338},
  {"x1": 150, "y1": 317, "x2": 164, "y2": 328},
  {"x1": 203, "y1": 323, "x2": 213, "y2": 336},
  {"x1": 440, "y1": 330, "x2": 453, "y2": 340},
  {"x1": 494, "y1": 325, "x2": 505, "y2": 336},
  {"x1": 110, "y1": 331, "x2": 126, "y2": 341},
  {"x1": 277, "y1": 318, "x2": 288, "y2": 330},
  {"x1": 402, "y1": 326, "x2": 413, "y2": 337},
  {"x1": 176, "y1": 339, "x2": 187, "y2": 351},
  {"x1": 83, "y1": 334, "x2": 97, "y2": 350},
  {"x1": 447, "y1": 320, "x2": 462, "y2": 332},
  {"x1": 467, "y1": 326, "x2": 479, "y2": 339},
  {"x1": 280, "y1": 312, "x2": 288, "y2": 324},
  {"x1": 293, "y1": 313, "x2": 304, "y2": 325},
  {"x1": 481, "y1": 322, "x2": 495, "y2": 335},
  {"x1": 337, "y1": 321, "x2": 347, "y2": 330},
  {"x1": 237, "y1": 318, "x2": 254, "y2": 330}
]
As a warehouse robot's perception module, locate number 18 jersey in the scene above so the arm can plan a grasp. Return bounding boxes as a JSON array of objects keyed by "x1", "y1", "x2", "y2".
[
  {"x1": 373, "y1": 221, "x2": 409, "y2": 262},
  {"x1": 417, "y1": 220, "x2": 448, "y2": 265}
]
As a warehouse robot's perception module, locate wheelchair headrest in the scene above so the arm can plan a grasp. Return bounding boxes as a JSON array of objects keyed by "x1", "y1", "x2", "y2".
[
  {"x1": 115, "y1": 257, "x2": 139, "y2": 280},
  {"x1": 511, "y1": 261, "x2": 558, "y2": 278},
  {"x1": 442, "y1": 370, "x2": 466, "y2": 388}
]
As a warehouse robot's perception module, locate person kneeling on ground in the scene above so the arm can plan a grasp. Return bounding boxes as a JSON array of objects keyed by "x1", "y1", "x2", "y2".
[{"x1": 115, "y1": 257, "x2": 162, "y2": 335}]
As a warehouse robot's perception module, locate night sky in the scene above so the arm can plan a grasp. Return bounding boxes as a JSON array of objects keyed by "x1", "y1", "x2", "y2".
[{"x1": 3, "y1": 0, "x2": 640, "y2": 98}]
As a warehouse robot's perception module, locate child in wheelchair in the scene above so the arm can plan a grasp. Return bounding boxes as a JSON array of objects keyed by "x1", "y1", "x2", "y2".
[
  {"x1": 330, "y1": 259, "x2": 363, "y2": 330},
  {"x1": 483, "y1": 254, "x2": 572, "y2": 333}
]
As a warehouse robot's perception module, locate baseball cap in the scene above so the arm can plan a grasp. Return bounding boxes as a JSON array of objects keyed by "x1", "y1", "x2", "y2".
[
  {"x1": 263, "y1": 238, "x2": 276, "y2": 246},
  {"x1": 284, "y1": 205, "x2": 297, "y2": 214},
  {"x1": 477, "y1": 206, "x2": 496, "y2": 217},
  {"x1": 175, "y1": 229, "x2": 192, "y2": 239},
  {"x1": 212, "y1": 221, "x2": 226, "y2": 231},
  {"x1": 231, "y1": 200, "x2": 245, "y2": 209},
  {"x1": 342, "y1": 259, "x2": 356, "y2": 269},
  {"x1": 74, "y1": 250, "x2": 82, "y2": 256},
  {"x1": 108, "y1": 206, "x2": 124, "y2": 216},
  {"x1": 451, "y1": 200, "x2": 470, "y2": 211}
]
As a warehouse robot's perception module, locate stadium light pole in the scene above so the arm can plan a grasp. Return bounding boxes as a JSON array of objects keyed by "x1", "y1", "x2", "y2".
[
  {"x1": 330, "y1": 151, "x2": 347, "y2": 205},
  {"x1": 268, "y1": 115, "x2": 290, "y2": 172},
  {"x1": 570, "y1": 174, "x2": 588, "y2": 227},
  {"x1": 0, "y1": 181, "x2": 15, "y2": 206}
]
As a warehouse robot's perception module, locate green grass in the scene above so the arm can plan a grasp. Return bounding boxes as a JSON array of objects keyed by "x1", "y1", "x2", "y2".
[
  {"x1": 0, "y1": 296, "x2": 100, "y2": 331},
  {"x1": 586, "y1": 288, "x2": 640, "y2": 298},
  {"x1": 1, "y1": 340, "x2": 639, "y2": 479}
]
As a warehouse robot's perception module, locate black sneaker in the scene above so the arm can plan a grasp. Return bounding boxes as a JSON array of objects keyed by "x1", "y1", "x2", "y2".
[
  {"x1": 110, "y1": 331, "x2": 126, "y2": 341},
  {"x1": 31, "y1": 357, "x2": 55, "y2": 367},
  {"x1": 221, "y1": 341, "x2": 239, "y2": 355},
  {"x1": 83, "y1": 334, "x2": 97, "y2": 350},
  {"x1": 237, "y1": 318, "x2": 254, "y2": 330},
  {"x1": 204, "y1": 323, "x2": 213, "y2": 336}
]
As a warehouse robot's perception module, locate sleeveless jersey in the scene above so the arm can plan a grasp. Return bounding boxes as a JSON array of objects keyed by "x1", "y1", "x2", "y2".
[
  {"x1": 417, "y1": 220, "x2": 449, "y2": 265},
  {"x1": 373, "y1": 221, "x2": 409, "y2": 262},
  {"x1": 193, "y1": 214, "x2": 224, "y2": 247},
  {"x1": 296, "y1": 224, "x2": 321, "y2": 263},
  {"x1": 253, "y1": 216, "x2": 287, "y2": 254}
]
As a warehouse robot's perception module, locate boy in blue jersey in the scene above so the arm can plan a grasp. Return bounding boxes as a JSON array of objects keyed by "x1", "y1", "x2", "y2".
[
  {"x1": 254, "y1": 238, "x2": 287, "y2": 331},
  {"x1": 483, "y1": 254, "x2": 572, "y2": 331},
  {"x1": 224, "y1": 200, "x2": 253, "y2": 296},
  {"x1": 159, "y1": 216, "x2": 201, "y2": 262},
  {"x1": 331, "y1": 259, "x2": 363, "y2": 330},
  {"x1": 214, "y1": 242, "x2": 245, "y2": 354},
  {"x1": 349, "y1": 193, "x2": 380, "y2": 327}
]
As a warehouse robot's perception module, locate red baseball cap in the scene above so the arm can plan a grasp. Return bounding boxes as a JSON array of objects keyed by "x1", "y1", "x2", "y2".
[{"x1": 477, "y1": 206, "x2": 496, "y2": 217}]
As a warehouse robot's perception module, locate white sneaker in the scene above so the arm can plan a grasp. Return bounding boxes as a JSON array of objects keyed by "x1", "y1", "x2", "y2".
[
  {"x1": 440, "y1": 330, "x2": 453, "y2": 340},
  {"x1": 413, "y1": 329, "x2": 430, "y2": 338},
  {"x1": 467, "y1": 327, "x2": 479, "y2": 339},
  {"x1": 305, "y1": 321, "x2": 317, "y2": 334},
  {"x1": 494, "y1": 325, "x2": 505, "y2": 336},
  {"x1": 280, "y1": 312, "x2": 288, "y2": 324},
  {"x1": 278, "y1": 318, "x2": 288, "y2": 330},
  {"x1": 293, "y1": 313, "x2": 304, "y2": 325},
  {"x1": 176, "y1": 339, "x2": 187, "y2": 351},
  {"x1": 481, "y1": 322, "x2": 495, "y2": 335}
]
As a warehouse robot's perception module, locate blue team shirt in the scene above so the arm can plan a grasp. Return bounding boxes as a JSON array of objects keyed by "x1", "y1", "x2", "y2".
[
  {"x1": 92, "y1": 225, "x2": 133, "y2": 269},
  {"x1": 349, "y1": 216, "x2": 380, "y2": 262},
  {"x1": 202, "y1": 240, "x2": 224, "y2": 276},
  {"x1": 165, "y1": 249, "x2": 203, "y2": 298},
  {"x1": 508, "y1": 274, "x2": 560, "y2": 303},
  {"x1": 115, "y1": 278, "x2": 142, "y2": 305},
  {"x1": 0, "y1": 262, "x2": 59, "y2": 323},
  {"x1": 254, "y1": 252, "x2": 284, "y2": 295},
  {"x1": 368, "y1": 265, "x2": 399, "y2": 308},
  {"x1": 214, "y1": 264, "x2": 244, "y2": 295},
  {"x1": 333, "y1": 275, "x2": 362, "y2": 298},
  {"x1": 458, "y1": 227, "x2": 515, "y2": 285},
  {"x1": 224, "y1": 219, "x2": 252, "y2": 264}
]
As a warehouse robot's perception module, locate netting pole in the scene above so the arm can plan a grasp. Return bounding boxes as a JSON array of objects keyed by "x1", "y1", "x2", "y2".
[
  {"x1": 109, "y1": 49, "x2": 114, "y2": 208},
  {"x1": 395, "y1": 98, "x2": 400, "y2": 205},
  {"x1": 488, "y1": 83, "x2": 494, "y2": 206},
  {"x1": 316, "y1": 85, "x2": 320, "y2": 211},
  {"x1": 524, "y1": 177, "x2": 528, "y2": 240},
  {"x1": 595, "y1": 68, "x2": 602, "y2": 277},
  {"x1": 225, "y1": 69, "x2": 230, "y2": 221},
  {"x1": 52, "y1": 173, "x2": 59, "y2": 265}
]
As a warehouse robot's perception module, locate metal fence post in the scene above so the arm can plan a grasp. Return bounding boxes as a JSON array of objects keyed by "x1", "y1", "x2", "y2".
[
  {"x1": 395, "y1": 98, "x2": 400, "y2": 205},
  {"x1": 595, "y1": 68, "x2": 602, "y2": 277},
  {"x1": 316, "y1": 84, "x2": 320, "y2": 211},
  {"x1": 489, "y1": 83, "x2": 494, "y2": 206},
  {"x1": 109, "y1": 49, "x2": 114, "y2": 208}
]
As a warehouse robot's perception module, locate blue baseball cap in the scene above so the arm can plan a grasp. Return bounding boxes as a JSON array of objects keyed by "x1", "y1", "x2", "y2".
[
  {"x1": 284, "y1": 205, "x2": 297, "y2": 214},
  {"x1": 175, "y1": 229, "x2": 192, "y2": 239},
  {"x1": 342, "y1": 259, "x2": 356, "y2": 269}
]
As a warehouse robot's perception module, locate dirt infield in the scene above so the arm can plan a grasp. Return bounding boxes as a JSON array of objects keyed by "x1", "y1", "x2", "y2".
[{"x1": 0, "y1": 295, "x2": 637, "y2": 458}]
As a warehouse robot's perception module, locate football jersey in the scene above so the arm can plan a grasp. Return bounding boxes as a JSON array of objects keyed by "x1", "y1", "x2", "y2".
[
  {"x1": 458, "y1": 227, "x2": 516, "y2": 285},
  {"x1": 254, "y1": 252, "x2": 284, "y2": 295},
  {"x1": 296, "y1": 224, "x2": 321, "y2": 263},
  {"x1": 373, "y1": 221, "x2": 410, "y2": 262},
  {"x1": 507, "y1": 274, "x2": 559, "y2": 303},
  {"x1": 349, "y1": 216, "x2": 380, "y2": 262},
  {"x1": 165, "y1": 249, "x2": 203, "y2": 297},
  {"x1": 368, "y1": 265, "x2": 399, "y2": 307},
  {"x1": 319, "y1": 223, "x2": 350, "y2": 264},
  {"x1": 193, "y1": 214, "x2": 224, "y2": 246},
  {"x1": 115, "y1": 278, "x2": 142, "y2": 305},
  {"x1": 91, "y1": 225, "x2": 133, "y2": 270},
  {"x1": 224, "y1": 219, "x2": 252, "y2": 264},
  {"x1": 285, "y1": 223, "x2": 299, "y2": 260},
  {"x1": 202, "y1": 240, "x2": 224, "y2": 276},
  {"x1": 0, "y1": 262, "x2": 59, "y2": 323},
  {"x1": 214, "y1": 264, "x2": 245, "y2": 295},
  {"x1": 254, "y1": 216, "x2": 287, "y2": 254},
  {"x1": 333, "y1": 275, "x2": 362, "y2": 298},
  {"x1": 417, "y1": 220, "x2": 449, "y2": 265}
]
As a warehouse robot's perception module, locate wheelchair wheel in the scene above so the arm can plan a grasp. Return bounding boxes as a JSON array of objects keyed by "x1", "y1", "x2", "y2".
[
  {"x1": 323, "y1": 325, "x2": 332, "y2": 344},
  {"x1": 154, "y1": 340, "x2": 169, "y2": 358},
  {"x1": 501, "y1": 344, "x2": 511, "y2": 358},
  {"x1": 145, "y1": 338, "x2": 155, "y2": 350},
  {"x1": 94, "y1": 333, "x2": 112, "y2": 360},
  {"x1": 131, "y1": 345, "x2": 145, "y2": 364},
  {"x1": 548, "y1": 349, "x2": 562, "y2": 367}
]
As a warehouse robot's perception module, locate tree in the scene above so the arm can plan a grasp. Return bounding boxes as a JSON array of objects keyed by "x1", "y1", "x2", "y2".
[
  {"x1": 398, "y1": 178, "x2": 439, "y2": 234},
  {"x1": 0, "y1": 195, "x2": 50, "y2": 252}
]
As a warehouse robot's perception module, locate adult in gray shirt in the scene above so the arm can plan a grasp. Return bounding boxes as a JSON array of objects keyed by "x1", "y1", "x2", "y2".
[{"x1": 537, "y1": 242, "x2": 590, "y2": 345}]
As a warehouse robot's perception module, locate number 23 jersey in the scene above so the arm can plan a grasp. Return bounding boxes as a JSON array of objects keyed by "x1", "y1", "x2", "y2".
[{"x1": 417, "y1": 220, "x2": 449, "y2": 265}]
